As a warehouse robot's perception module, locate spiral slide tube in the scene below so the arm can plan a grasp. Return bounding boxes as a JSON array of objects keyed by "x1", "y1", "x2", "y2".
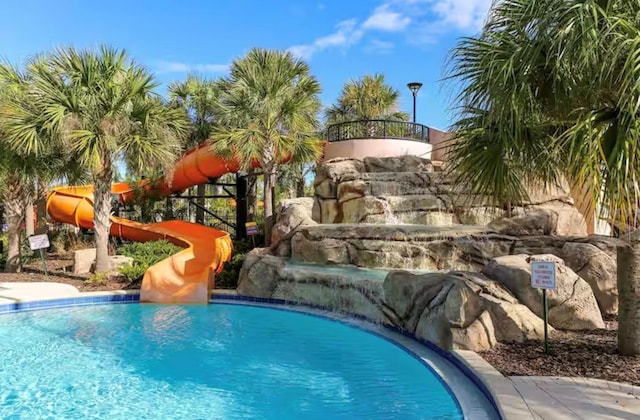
[{"x1": 46, "y1": 144, "x2": 252, "y2": 304}]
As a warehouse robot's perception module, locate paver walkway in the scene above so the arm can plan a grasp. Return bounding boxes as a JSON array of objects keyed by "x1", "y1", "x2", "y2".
[
  {"x1": 509, "y1": 376, "x2": 639, "y2": 419},
  {"x1": 0, "y1": 281, "x2": 79, "y2": 303}
]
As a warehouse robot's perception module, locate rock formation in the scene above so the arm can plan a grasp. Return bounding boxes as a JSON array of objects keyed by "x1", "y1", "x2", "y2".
[
  {"x1": 238, "y1": 254, "x2": 555, "y2": 352},
  {"x1": 241, "y1": 155, "x2": 621, "y2": 351}
]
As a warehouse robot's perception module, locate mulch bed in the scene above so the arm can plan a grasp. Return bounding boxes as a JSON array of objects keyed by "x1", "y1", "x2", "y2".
[
  {"x1": 2, "y1": 256, "x2": 640, "y2": 385},
  {"x1": 479, "y1": 317, "x2": 640, "y2": 385},
  {"x1": 0, "y1": 254, "x2": 138, "y2": 292}
]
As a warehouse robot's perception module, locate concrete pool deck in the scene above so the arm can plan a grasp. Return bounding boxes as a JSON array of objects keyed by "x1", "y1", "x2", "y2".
[{"x1": 1, "y1": 281, "x2": 638, "y2": 419}]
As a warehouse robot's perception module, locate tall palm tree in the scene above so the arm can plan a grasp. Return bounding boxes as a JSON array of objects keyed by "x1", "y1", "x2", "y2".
[
  {"x1": 0, "y1": 61, "x2": 80, "y2": 271},
  {"x1": 1, "y1": 46, "x2": 188, "y2": 273},
  {"x1": 446, "y1": 0, "x2": 640, "y2": 354},
  {"x1": 211, "y1": 48, "x2": 323, "y2": 244},
  {"x1": 169, "y1": 75, "x2": 221, "y2": 224},
  {"x1": 325, "y1": 73, "x2": 409, "y2": 126}
]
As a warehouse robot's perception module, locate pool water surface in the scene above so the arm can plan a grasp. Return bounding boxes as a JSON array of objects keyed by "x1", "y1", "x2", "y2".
[{"x1": 0, "y1": 303, "x2": 464, "y2": 419}]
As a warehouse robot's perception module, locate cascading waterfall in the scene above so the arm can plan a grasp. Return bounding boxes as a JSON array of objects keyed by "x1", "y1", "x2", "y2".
[{"x1": 379, "y1": 198, "x2": 401, "y2": 225}]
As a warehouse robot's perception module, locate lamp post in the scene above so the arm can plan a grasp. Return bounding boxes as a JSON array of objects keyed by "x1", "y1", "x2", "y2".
[{"x1": 407, "y1": 82, "x2": 423, "y2": 123}]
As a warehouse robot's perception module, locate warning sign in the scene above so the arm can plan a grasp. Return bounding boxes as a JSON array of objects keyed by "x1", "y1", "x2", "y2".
[{"x1": 531, "y1": 260, "x2": 556, "y2": 290}]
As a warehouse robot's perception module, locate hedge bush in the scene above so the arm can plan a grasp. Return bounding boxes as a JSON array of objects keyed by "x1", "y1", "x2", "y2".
[{"x1": 117, "y1": 240, "x2": 182, "y2": 283}]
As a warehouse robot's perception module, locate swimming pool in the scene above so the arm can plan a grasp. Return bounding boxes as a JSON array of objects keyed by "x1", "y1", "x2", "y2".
[{"x1": 0, "y1": 302, "x2": 487, "y2": 419}]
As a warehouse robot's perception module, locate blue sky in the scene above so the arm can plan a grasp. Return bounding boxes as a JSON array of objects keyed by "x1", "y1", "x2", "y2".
[{"x1": 0, "y1": 0, "x2": 491, "y2": 130}]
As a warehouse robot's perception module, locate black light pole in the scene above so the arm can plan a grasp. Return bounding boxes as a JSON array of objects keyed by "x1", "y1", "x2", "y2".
[{"x1": 407, "y1": 82, "x2": 423, "y2": 123}]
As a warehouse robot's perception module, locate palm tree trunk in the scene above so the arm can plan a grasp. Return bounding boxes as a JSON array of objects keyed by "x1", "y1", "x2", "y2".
[
  {"x1": 247, "y1": 168, "x2": 258, "y2": 222},
  {"x1": 93, "y1": 164, "x2": 113, "y2": 273},
  {"x1": 617, "y1": 235, "x2": 640, "y2": 356},
  {"x1": 195, "y1": 184, "x2": 206, "y2": 224},
  {"x1": 24, "y1": 187, "x2": 34, "y2": 237},
  {"x1": 296, "y1": 174, "x2": 305, "y2": 197},
  {"x1": 263, "y1": 166, "x2": 276, "y2": 246},
  {"x1": 3, "y1": 175, "x2": 24, "y2": 273},
  {"x1": 35, "y1": 179, "x2": 48, "y2": 234}
]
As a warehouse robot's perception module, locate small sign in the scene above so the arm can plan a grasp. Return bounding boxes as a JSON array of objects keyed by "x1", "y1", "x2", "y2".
[
  {"x1": 531, "y1": 260, "x2": 556, "y2": 290},
  {"x1": 245, "y1": 222, "x2": 258, "y2": 236},
  {"x1": 28, "y1": 234, "x2": 50, "y2": 251}
]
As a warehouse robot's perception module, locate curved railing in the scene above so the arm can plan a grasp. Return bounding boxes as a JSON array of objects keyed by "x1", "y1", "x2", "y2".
[{"x1": 325, "y1": 119, "x2": 430, "y2": 143}]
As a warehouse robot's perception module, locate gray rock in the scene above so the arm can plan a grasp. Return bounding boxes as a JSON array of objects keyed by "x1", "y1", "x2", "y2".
[
  {"x1": 237, "y1": 253, "x2": 285, "y2": 298},
  {"x1": 481, "y1": 254, "x2": 605, "y2": 330},
  {"x1": 271, "y1": 197, "x2": 315, "y2": 246},
  {"x1": 363, "y1": 156, "x2": 433, "y2": 173},
  {"x1": 489, "y1": 202, "x2": 587, "y2": 237},
  {"x1": 562, "y1": 242, "x2": 618, "y2": 316}
]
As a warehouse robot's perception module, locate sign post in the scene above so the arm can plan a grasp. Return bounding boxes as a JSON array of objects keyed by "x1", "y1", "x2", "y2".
[
  {"x1": 245, "y1": 222, "x2": 258, "y2": 247},
  {"x1": 530, "y1": 259, "x2": 556, "y2": 354},
  {"x1": 28, "y1": 234, "x2": 50, "y2": 277}
]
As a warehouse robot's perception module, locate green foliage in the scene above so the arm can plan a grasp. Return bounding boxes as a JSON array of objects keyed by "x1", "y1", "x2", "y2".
[
  {"x1": 87, "y1": 271, "x2": 109, "y2": 285},
  {"x1": 117, "y1": 240, "x2": 182, "y2": 282},
  {"x1": 325, "y1": 73, "x2": 409, "y2": 124},
  {"x1": 117, "y1": 264, "x2": 148, "y2": 284},
  {"x1": 47, "y1": 229, "x2": 94, "y2": 255},
  {"x1": 215, "y1": 238, "x2": 257, "y2": 289},
  {"x1": 211, "y1": 48, "x2": 323, "y2": 223},
  {"x1": 445, "y1": 0, "x2": 640, "y2": 228},
  {"x1": 119, "y1": 240, "x2": 182, "y2": 266}
]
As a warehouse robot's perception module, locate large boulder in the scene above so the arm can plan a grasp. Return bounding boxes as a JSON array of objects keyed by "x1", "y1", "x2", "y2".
[
  {"x1": 454, "y1": 271, "x2": 553, "y2": 343},
  {"x1": 271, "y1": 197, "x2": 316, "y2": 256},
  {"x1": 237, "y1": 253, "x2": 286, "y2": 298},
  {"x1": 383, "y1": 271, "x2": 549, "y2": 351},
  {"x1": 383, "y1": 271, "x2": 496, "y2": 351},
  {"x1": 481, "y1": 254, "x2": 605, "y2": 330},
  {"x1": 561, "y1": 242, "x2": 618, "y2": 315},
  {"x1": 488, "y1": 201, "x2": 587, "y2": 237}
]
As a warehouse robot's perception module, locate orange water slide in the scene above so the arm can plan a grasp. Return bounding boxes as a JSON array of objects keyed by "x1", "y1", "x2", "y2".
[{"x1": 46, "y1": 144, "x2": 253, "y2": 304}]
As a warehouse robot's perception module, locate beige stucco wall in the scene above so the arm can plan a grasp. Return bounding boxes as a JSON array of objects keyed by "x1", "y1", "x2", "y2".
[
  {"x1": 322, "y1": 139, "x2": 432, "y2": 161},
  {"x1": 428, "y1": 127, "x2": 452, "y2": 162}
]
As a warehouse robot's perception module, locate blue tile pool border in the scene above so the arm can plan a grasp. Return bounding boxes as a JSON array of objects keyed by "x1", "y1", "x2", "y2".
[
  {"x1": 0, "y1": 291, "x2": 502, "y2": 419},
  {"x1": 213, "y1": 294, "x2": 504, "y2": 420},
  {"x1": 0, "y1": 292, "x2": 139, "y2": 314}
]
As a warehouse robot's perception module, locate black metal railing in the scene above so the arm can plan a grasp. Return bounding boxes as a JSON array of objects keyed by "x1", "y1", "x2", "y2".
[{"x1": 325, "y1": 119, "x2": 430, "y2": 143}]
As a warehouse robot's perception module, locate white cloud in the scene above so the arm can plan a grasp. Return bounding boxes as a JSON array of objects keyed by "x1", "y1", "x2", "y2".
[
  {"x1": 365, "y1": 39, "x2": 395, "y2": 54},
  {"x1": 288, "y1": 0, "x2": 492, "y2": 59},
  {"x1": 155, "y1": 61, "x2": 229, "y2": 74},
  {"x1": 429, "y1": 0, "x2": 492, "y2": 31},
  {"x1": 289, "y1": 19, "x2": 363, "y2": 59},
  {"x1": 362, "y1": 4, "x2": 411, "y2": 32}
]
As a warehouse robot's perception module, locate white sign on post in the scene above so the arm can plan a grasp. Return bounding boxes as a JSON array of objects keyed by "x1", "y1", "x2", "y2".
[
  {"x1": 28, "y1": 234, "x2": 50, "y2": 251},
  {"x1": 531, "y1": 260, "x2": 556, "y2": 289}
]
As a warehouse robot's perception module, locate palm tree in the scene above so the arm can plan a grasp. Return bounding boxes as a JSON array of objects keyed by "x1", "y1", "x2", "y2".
[
  {"x1": 445, "y1": 0, "x2": 640, "y2": 354},
  {"x1": 1, "y1": 46, "x2": 188, "y2": 273},
  {"x1": 211, "y1": 48, "x2": 323, "y2": 244},
  {"x1": 0, "y1": 61, "x2": 80, "y2": 271},
  {"x1": 169, "y1": 75, "x2": 221, "y2": 224},
  {"x1": 325, "y1": 74, "x2": 409, "y2": 136}
]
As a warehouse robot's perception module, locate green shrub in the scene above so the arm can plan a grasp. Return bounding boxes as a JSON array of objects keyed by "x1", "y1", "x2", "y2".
[
  {"x1": 119, "y1": 240, "x2": 182, "y2": 267},
  {"x1": 216, "y1": 238, "x2": 255, "y2": 289},
  {"x1": 87, "y1": 271, "x2": 109, "y2": 285},
  {"x1": 117, "y1": 240, "x2": 182, "y2": 283},
  {"x1": 118, "y1": 263, "x2": 148, "y2": 283}
]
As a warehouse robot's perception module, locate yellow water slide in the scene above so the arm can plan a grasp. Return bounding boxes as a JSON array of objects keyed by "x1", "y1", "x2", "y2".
[{"x1": 46, "y1": 144, "x2": 249, "y2": 304}]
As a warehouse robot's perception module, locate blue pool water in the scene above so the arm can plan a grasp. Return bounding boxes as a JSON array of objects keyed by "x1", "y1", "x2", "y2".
[{"x1": 0, "y1": 303, "x2": 463, "y2": 419}]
